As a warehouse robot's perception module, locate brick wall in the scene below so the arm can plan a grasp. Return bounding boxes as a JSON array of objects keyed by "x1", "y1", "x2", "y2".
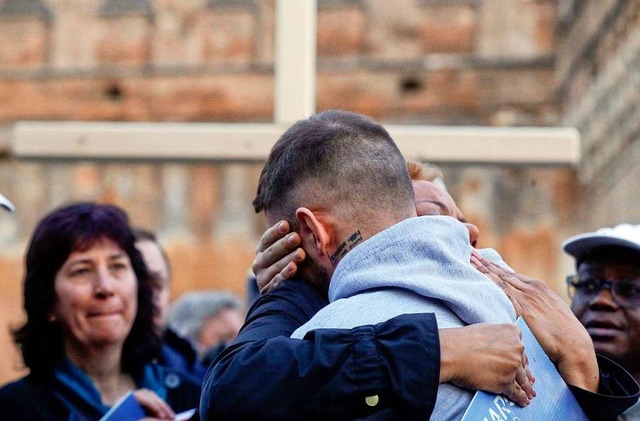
[{"x1": 0, "y1": 0, "x2": 569, "y2": 384}]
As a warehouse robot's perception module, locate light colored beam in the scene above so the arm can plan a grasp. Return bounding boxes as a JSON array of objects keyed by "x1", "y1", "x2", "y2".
[
  {"x1": 11, "y1": 121, "x2": 581, "y2": 165},
  {"x1": 274, "y1": 0, "x2": 317, "y2": 124},
  {"x1": 11, "y1": 121, "x2": 285, "y2": 161},
  {"x1": 388, "y1": 124, "x2": 581, "y2": 165}
]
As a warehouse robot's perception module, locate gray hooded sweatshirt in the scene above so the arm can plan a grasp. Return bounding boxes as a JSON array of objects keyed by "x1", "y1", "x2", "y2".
[{"x1": 292, "y1": 215, "x2": 516, "y2": 420}]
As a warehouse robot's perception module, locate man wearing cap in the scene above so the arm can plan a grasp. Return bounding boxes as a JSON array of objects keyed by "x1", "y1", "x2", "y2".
[{"x1": 564, "y1": 224, "x2": 640, "y2": 419}]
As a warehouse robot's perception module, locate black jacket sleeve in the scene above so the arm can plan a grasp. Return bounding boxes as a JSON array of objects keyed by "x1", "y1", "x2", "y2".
[
  {"x1": 199, "y1": 281, "x2": 440, "y2": 420},
  {"x1": 569, "y1": 355, "x2": 640, "y2": 421}
]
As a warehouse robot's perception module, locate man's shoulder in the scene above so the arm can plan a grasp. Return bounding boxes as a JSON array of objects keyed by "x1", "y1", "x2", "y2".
[
  {"x1": 248, "y1": 279, "x2": 328, "y2": 320},
  {"x1": 232, "y1": 280, "x2": 329, "y2": 341}
]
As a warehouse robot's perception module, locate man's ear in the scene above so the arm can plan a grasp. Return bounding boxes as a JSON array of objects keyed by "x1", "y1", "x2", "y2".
[{"x1": 295, "y1": 207, "x2": 331, "y2": 257}]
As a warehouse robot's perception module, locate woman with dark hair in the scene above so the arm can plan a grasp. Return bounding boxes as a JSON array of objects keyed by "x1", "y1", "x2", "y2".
[{"x1": 0, "y1": 202, "x2": 200, "y2": 420}]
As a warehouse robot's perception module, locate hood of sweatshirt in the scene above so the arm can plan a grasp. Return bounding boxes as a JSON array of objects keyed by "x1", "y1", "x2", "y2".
[{"x1": 329, "y1": 216, "x2": 516, "y2": 325}]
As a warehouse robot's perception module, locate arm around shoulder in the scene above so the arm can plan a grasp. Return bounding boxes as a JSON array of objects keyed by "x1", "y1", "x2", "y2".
[{"x1": 199, "y1": 312, "x2": 441, "y2": 420}]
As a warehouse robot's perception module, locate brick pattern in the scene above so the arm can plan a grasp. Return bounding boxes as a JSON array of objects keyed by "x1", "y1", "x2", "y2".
[
  {"x1": 0, "y1": 0, "x2": 567, "y2": 384},
  {"x1": 0, "y1": 0, "x2": 558, "y2": 125},
  {"x1": 557, "y1": 0, "x2": 640, "y2": 228},
  {"x1": 0, "y1": 18, "x2": 49, "y2": 67}
]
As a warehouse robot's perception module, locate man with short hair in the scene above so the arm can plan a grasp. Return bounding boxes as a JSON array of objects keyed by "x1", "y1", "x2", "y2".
[
  {"x1": 201, "y1": 112, "x2": 536, "y2": 420},
  {"x1": 201, "y1": 111, "x2": 639, "y2": 419},
  {"x1": 255, "y1": 110, "x2": 556, "y2": 419},
  {"x1": 564, "y1": 224, "x2": 640, "y2": 419}
]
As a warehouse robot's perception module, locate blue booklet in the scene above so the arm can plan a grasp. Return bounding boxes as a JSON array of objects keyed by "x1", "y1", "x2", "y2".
[
  {"x1": 461, "y1": 318, "x2": 588, "y2": 421},
  {"x1": 99, "y1": 390, "x2": 145, "y2": 421}
]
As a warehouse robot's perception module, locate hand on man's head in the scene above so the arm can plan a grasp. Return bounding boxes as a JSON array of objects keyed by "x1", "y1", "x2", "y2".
[{"x1": 253, "y1": 220, "x2": 306, "y2": 293}]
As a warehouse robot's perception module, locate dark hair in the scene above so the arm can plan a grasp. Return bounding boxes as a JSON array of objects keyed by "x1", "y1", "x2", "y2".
[
  {"x1": 12, "y1": 202, "x2": 162, "y2": 378},
  {"x1": 253, "y1": 110, "x2": 415, "y2": 228}
]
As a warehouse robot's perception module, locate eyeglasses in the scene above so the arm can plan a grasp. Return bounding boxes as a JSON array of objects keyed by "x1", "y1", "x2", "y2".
[{"x1": 566, "y1": 275, "x2": 640, "y2": 308}]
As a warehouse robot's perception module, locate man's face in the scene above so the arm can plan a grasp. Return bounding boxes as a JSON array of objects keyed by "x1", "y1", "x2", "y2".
[
  {"x1": 135, "y1": 239, "x2": 171, "y2": 328},
  {"x1": 571, "y1": 255, "x2": 640, "y2": 373},
  {"x1": 412, "y1": 180, "x2": 480, "y2": 247}
]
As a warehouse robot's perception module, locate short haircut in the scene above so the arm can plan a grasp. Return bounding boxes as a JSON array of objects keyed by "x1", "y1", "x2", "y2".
[
  {"x1": 13, "y1": 202, "x2": 162, "y2": 378},
  {"x1": 167, "y1": 291, "x2": 242, "y2": 345},
  {"x1": 253, "y1": 110, "x2": 415, "y2": 230}
]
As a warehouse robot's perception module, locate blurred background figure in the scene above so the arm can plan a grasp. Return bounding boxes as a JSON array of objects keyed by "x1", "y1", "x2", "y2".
[
  {"x1": 134, "y1": 229, "x2": 172, "y2": 329},
  {"x1": 564, "y1": 224, "x2": 640, "y2": 420},
  {"x1": 0, "y1": 202, "x2": 200, "y2": 420},
  {"x1": 134, "y1": 228, "x2": 208, "y2": 382},
  {"x1": 167, "y1": 291, "x2": 244, "y2": 366}
]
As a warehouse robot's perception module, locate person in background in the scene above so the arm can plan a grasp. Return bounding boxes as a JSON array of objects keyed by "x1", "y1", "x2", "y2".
[
  {"x1": 564, "y1": 224, "x2": 640, "y2": 420},
  {"x1": 167, "y1": 291, "x2": 244, "y2": 366},
  {"x1": 133, "y1": 229, "x2": 171, "y2": 329},
  {"x1": 0, "y1": 202, "x2": 200, "y2": 420},
  {"x1": 134, "y1": 228, "x2": 208, "y2": 382}
]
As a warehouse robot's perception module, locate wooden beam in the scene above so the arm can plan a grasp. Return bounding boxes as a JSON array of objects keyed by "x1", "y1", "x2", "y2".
[
  {"x1": 11, "y1": 121, "x2": 581, "y2": 165},
  {"x1": 388, "y1": 124, "x2": 581, "y2": 165},
  {"x1": 6, "y1": 1, "x2": 581, "y2": 167},
  {"x1": 11, "y1": 121, "x2": 284, "y2": 161},
  {"x1": 274, "y1": 0, "x2": 317, "y2": 123}
]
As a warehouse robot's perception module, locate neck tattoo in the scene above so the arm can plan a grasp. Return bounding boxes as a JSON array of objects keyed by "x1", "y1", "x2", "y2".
[{"x1": 330, "y1": 230, "x2": 363, "y2": 265}]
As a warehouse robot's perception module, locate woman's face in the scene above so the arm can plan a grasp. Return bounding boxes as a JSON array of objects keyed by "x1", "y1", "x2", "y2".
[
  {"x1": 50, "y1": 238, "x2": 138, "y2": 353},
  {"x1": 412, "y1": 180, "x2": 480, "y2": 247}
]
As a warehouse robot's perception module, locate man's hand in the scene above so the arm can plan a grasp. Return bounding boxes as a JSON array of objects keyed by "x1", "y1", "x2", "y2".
[
  {"x1": 252, "y1": 220, "x2": 306, "y2": 293},
  {"x1": 439, "y1": 323, "x2": 534, "y2": 407},
  {"x1": 471, "y1": 252, "x2": 599, "y2": 392},
  {"x1": 134, "y1": 388, "x2": 175, "y2": 420}
]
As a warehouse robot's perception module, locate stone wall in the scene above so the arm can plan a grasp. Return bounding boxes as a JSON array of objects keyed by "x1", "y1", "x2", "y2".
[
  {"x1": 0, "y1": 0, "x2": 569, "y2": 383},
  {"x1": 556, "y1": 0, "x2": 640, "y2": 228}
]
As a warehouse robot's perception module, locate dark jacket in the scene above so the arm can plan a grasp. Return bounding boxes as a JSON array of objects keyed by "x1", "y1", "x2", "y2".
[
  {"x1": 200, "y1": 279, "x2": 441, "y2": 420},
  {"x1": 0, "y1": 368, "x2": 201, "y2": 420},
  {"x1": 569, "y1": 355, "x2": 640, "y2": 420},
  {"x1": 201, "y1": 279, "x2": 639, "y2": 421},
  {"x1": 161, "y1": 328, "x2": 208, "y2": 383}
]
